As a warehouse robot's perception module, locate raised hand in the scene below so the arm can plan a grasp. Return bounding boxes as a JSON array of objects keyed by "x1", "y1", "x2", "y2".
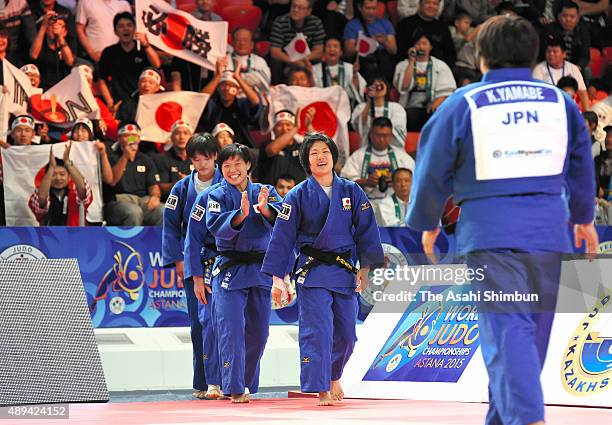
[
  {"x1": 49, "y1": 145, "x2": 57, "y2": 169},
  {"x1": 240, "y1": 190, "x2": 250, "y2": 217},
  {"x1": 62, "y1": 141, "x2": 72, "y2": 163},
  {"x1": 257, "y1": 186, "x2": 269, "y2": 211}
]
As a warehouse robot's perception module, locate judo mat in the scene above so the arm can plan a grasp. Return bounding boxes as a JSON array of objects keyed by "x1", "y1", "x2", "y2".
[{"x1": 3, "y1": 397, "x2": 610, "y2": 425}]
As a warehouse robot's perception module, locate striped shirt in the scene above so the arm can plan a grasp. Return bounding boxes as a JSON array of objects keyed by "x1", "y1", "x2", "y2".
[{"x1": 269, "y1": 14, "x2": 326, "y2": 49}]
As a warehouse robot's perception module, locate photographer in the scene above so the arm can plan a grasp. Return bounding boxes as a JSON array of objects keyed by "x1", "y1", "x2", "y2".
[
  {"x1": 393, "y1": 31, "x2": 456, "y2": 132},
  {"x1": 351, "y1": 77, "x2": 407, "y2": 148},
  {"x1": 341, "y1": 117, "x2": 414, "y2": 207},
  {"x1": 29, "y1": 11, "x2": 75, "y2": 89}
]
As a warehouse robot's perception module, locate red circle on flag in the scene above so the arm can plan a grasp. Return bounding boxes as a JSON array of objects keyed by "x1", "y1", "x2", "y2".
[
  {"x1": 29, "y1": 94, "x2": 68, "y2": 124},
  {"x1": 297, "y1": 101, "x2": 337, "y2": 138},
  {"x1": 160, "y1": 13, "x2": 190, "y2": 51},
  {"x1": 155, "y1": 102, "x2": 183, "y2": 132},
  {"x1": 358, "y1": 39, "x2": 371, "y2": 55},
  {"x1": 294, "y1": 39, "x2": 307, "y2": 54}
]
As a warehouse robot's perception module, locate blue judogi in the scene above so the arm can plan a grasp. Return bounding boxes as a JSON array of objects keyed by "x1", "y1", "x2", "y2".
[
  {"x1": 407, "y1": 68, "x2": 595, "y2": 424},
  {"x1": 184, "y1": 180, "x2": 225, "y2": 388},
  {"x1": 162, "y1": 168, "x2": 223, "y2": 391},
  {"x1": 262, "y1": 174, "x2": 384, "y2": 392},
  {"x1": 205, "y1": 179, "x2": 283, "y2": 395}
]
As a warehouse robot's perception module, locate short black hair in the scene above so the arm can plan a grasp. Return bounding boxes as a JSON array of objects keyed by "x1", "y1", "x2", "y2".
[
  {"x1": 299, "y1": 132, "x2": 339, "y2": 175},
  {"x1": 45, "y1": 158, "x2": 66, "y2": 172},
  {"x1": 275, "y1": 174, "x2": 296, "y2": 185},
  {"x1": 543, "y1": 34, "x2": 565, "y2": 51},
  {"x1": 113, "y1": 12, "x2": 135, "y2": 29},
  {"x1": 496, "y1": 1, "x2": 517, "y2": 14},
  {"x1": 476, "y1": 16, "x2": 539, "y2": 70},
  {"x1": 371, "y1": 116, "x2": 393, "y2": 129},
  {"x1": 559, "y1": 0, "x2": 579, "y2": 13},
  {"x1": 186, "y1": 133, "x2": 219, "y2": 159},
  {"x1": 604, "y1": 125, "x2": 612, "y2": 134},
  {"x1": 583, "y1": 111, "x2": 598, "y2": 128},
  {"x1": 454, "y1": 10, "x2": 471, "y2": 21},
  {"x1": 232, "y1": 27, "x2": 253, "y2": 39},
  {"x1": 557, "y1": 76, "x2": 578, "y2": 92},
  {"x1": 218, "y1": 144, "x2": 252, "y2": 172},
  {"x1": 285, "y1": 64, "x2": 312, "y2": 84},
  {"x1": 392, "y1": 167, "x2": 413, "y2": 181}
]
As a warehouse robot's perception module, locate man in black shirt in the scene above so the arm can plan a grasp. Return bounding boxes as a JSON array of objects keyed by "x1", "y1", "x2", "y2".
[
  {"x1": 257, "y1": 110, "x2": 308, "y2": 185},
  {"x1": 542, "y1": 1, "x2": 591, "y2": 70},
  {"x1": 154, "y1": 120, "x2": 194, "y2": 200},
  {"x1": 104, "y1": 122, "x2": 163, "y2": 226},
  {"x1": 98, "y1": 12, "x2": 161, "y2": 109},
  {"x1": 200, "y1": 59, "x2": 262, "y2": 147},
  {"x1": 396, "y1": 0, "x2": 456, "y2": 67}
]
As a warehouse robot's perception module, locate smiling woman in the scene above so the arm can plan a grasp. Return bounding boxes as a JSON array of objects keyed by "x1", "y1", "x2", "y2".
[{"x1": 262, "y1": 132, "x2": 384, "y2": 407}]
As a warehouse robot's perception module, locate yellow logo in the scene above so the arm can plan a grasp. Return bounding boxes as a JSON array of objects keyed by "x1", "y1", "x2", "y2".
[
  {"x1": 224, "y1": 361, "x2": 231, "y2": 368},
  {"x1": 361, "y1": 202, "x2": 371, "y2": 211},
  {"x1": 560, "y1": 291, "x2": 612, "y2": 395},
  {"x1": 302, "y1": 357, "x2": 310, "y2": 364}
]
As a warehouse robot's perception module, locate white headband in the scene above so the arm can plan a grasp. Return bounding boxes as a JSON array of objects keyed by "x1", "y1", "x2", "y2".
[
  {"x1": 11, "y1": 115, "x2": 35, "y2": 130},
  {"x1": 274, "y1": 111, "x2": 295, "y2": 126},
  {"x1": 212, "y1": 122, "x2": 235, "y2": 137},
  {"x1": 118, "y1": 123, "x2": 141, "y2": 136},
  {"x1": 171, "y1": 120, "x2": 192, "y2": 134},
  {"x1": 20, "y1": 64, "x2": 40, "y2": 77},
  {"x1": 139, "y1": 69, "x2": 161, "y2": 85}
]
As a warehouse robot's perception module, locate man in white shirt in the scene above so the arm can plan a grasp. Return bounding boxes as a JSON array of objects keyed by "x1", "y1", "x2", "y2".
[
  {"x1": 341, "y1": 116, "x2": 415, "y2": 208},
  {"x1": 76, "y1": 0, "x2": 131, "y2": 62},
  {"x1": 532, "y1": 35, "x2": 589, "y2": 110},
  {"x1": 225, "y1": 27, "x2": 271, "y2": 95},
  {"x1": 374, "y1": 167, "x2": 412, "y2": 226}
]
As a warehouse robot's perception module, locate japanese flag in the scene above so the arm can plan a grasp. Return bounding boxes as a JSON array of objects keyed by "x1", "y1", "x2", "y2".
[
  {"x1": 135, "y1": 91, "x2": 209, "y2": 142},
  {"x1": 357, "y1": 31, "x2": 378, "y2": 57},
  {"x1": 284, "y1": 33, "x2": 311, "y2": 62}
]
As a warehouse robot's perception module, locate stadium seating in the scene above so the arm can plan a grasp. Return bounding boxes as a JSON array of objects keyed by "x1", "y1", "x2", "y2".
[
  {"x1": 404, "y1": 132, "x2": 419, "y2": 154},
  {"x1": 589, "y1": 47, "x2": 602, "y2": 78},
  {"x1": 214, "y1": 0, "x2": 253, "y2": 14},
  {"x1": 219, "y1": 5, "x2": 262, "y2": 33},
  {"x1": 387, "y1": 1, "x2": 399, "y2": 26}
]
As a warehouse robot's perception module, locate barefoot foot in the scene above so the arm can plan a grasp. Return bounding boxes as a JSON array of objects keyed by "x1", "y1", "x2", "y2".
[
  {"x1": 330, "y1": 380, "x2": 344, "y2": 402},
  {"x1": 231, "y1": 393, "x2": 250, "y2": 403},
  {"x1": 318, "y1": 391, "x2": 334, "y2": 406},
  {"x1": 205, "y1": 385, "x2": 223, "y2": 399}
]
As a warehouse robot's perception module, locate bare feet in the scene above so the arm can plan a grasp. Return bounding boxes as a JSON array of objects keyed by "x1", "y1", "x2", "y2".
[
  {"x1": 231, "y1": 393, "x2": 250, "y2": 403},
  {"x1": 192, "y1": 390, "x2": 206, "y2": 399},
  {"x1": 318, "y1": 391, "x2": 334, "y2": 406},
  {"x1": 330, "y1": 380, "x2": 344, "y2": 402},
  {"x1": 205, "y1": 385, "x2": 223, "y2": 399}
]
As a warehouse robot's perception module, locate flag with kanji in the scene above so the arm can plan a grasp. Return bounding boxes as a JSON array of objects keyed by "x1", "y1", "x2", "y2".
[
  {"x1": 284, "y1": 33, "x2": 311, "y2": 62},
  {"x1": 2, "y1": 59, "x2": 42, "y2": 115},
  {"x1": 136, "y1": 0, "x2": 228, "y2": 71},
  {"x1": 357, "y1": 31, "x2": 378, "y2": 57},
  {"x1": 135, "y1": 91, "x2": 209, "y2": 142},
  {"x1": 268, "y1": 85, "x2": 350, "y2": 167}
]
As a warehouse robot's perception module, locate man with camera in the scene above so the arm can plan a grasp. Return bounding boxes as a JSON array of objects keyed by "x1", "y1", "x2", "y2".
[{"x1": 341, "y1": 116, "x2": 414, "y2": 209}]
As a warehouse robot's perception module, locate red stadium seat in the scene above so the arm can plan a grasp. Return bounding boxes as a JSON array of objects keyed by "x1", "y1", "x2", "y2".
[
  {"x1": 389, "y1": 86, "x2": 400, "y2": 102},
  {"x1": 349, "y1": 131, "x2": 362, "y2": 154},
  {"x1": 404, "y1": 132, "x2": 420, "y2": 154},
  {"x1": 176, "y1": 0, "x2": 197, "y2": 13},
  {"x1": 249, "y1": 129, "x2": 268, "y2": 148},
  {"x1": 387, "y1": 1, "x2": 399, "y2": 26},
  {"x1": 589, "y1": 47, "x2": 602, "y2": 77},
  {"x1": 255, "y1": 41, "x2": 270, "y2": 57},
  {"x1": 220, "y1": 5, "x2": 262, "y2": 33},
  {"x1": 215, "y1": 0, "x2": 253, "y2": 14},
  {"x1": 602, "y1": 47, "x2": 612, "y2": 74}
]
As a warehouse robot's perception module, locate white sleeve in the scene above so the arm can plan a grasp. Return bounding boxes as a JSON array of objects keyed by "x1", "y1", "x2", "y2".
[
  {"x1": 393, "y1": 60, "x2": 412, "y2": 95},
  {"x1": 341, "y1": 149, "x2": 365, "y2": 181},
  {"x1": 433, "y1": 60, "x2": 457, "y2": 99},
  {"x1": 570, "y1": 63, "x2": 587, "y2": 91},
  {"x1": 395, "y1": 147, "x2": 416, "y2": 171},
  {"x1": 75, "y1": 0, "x2": 88, "y2": 25},
  {"x1": 532, "y1": 63, "x2": 548, "y2": 83},
  {"x1": 312, "y1": 64, "x2": 324, "y2": 88}
]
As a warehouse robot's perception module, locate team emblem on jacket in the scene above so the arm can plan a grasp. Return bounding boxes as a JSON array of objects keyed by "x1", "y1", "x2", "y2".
[
  {"x1": 191, "y1": 204, "x2": 205, "y2": 221},
  {"x1": 208, "y1": 200, "x2": 221, "y2": 213},
  {"x1": 342, "y1": 197, "x2": 352, "y2": 211},
  {"x1": 165, "y1": 194, "x2": 178, "y2": 210},
  {"x1": 278, "y1": 203, "x2": 292, "y2": 220}
]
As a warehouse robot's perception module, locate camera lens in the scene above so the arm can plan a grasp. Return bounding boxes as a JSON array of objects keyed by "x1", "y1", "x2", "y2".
[{"x1": 378, "y1": 178, "x2": 388, "y2": 192}]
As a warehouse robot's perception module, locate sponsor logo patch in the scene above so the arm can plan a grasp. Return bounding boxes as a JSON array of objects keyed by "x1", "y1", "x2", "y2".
[
  {"x1": 278, "y1": 203, "x2": 292, "y2": 220},
  {"x1": 165, "y1": 194, "x2": 178, "y2": 210},
  {"x1": 208, "y1": 200, "x2": 221, "y2": 213},
  {"x1": 191, "y1": 204, "x2": 205, "y2": 221}
]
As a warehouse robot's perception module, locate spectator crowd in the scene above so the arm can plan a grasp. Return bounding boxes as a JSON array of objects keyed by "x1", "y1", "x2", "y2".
[{"x1": 0, "y1": 0, "x2": 610, "y2": 227}]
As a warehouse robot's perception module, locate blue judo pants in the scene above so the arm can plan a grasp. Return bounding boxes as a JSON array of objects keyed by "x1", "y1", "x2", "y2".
[
  {"x1": 298, "y1": 286, "x2": 358, "y2": 393},
  {"x1": 184, "y1": 277, "x2": 207, "y2": 391},
  {"x1": 466, "y1": 250, "x2": 562, "y2": 425},
  {"x1": 197, "y1": 266, "x2": 221, "y2": 386},
  {"x1": 214, "y1": 285, "x2": 271, "y2": 395}
]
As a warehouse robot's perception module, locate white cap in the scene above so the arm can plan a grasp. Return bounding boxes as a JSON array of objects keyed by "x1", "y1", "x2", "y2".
[
  {"x1": 212, "y1": 122, "x2": 235, "y2": 137},
  {"x1": 171, "y1": 120, "x2": 193, "y2": 134},
  {"x1": 139, "y1": 68, "x2": 162, "y2": 85},
  {"x1": 20, "y1": 64, "x2": 40, "y2": 76},
  {"x1": 72, "y1": 117, "x2": 94, "y2": 136}
]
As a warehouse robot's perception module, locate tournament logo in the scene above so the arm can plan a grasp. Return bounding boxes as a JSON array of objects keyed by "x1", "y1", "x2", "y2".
[
  {"x1": 0, "y1": 244, "x2": 47, "y2": 261},
  {"x1": 90, "y1": 241, "x2": 146, "y2": 313},
  {"x1": 109, "y1": 296, "x2": 126, "y2": 315},
  {"x1": 360, "y1": 243, "x2": 408, "y2": 307},
  {"x1": 561, "y1": 291, "x2": 612, "y2": 396}
]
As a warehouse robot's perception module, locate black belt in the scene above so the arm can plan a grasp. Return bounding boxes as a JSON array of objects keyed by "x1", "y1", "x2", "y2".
[
  {"x1": 294, "y1": 245, "x2": 359, "y2": 281},
  {"x1": 212, "y1": 250, "x2": 265, "y2": 277},
  {"x1": 201, "y1": 243, "x2": 219, "y2": 269}
]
